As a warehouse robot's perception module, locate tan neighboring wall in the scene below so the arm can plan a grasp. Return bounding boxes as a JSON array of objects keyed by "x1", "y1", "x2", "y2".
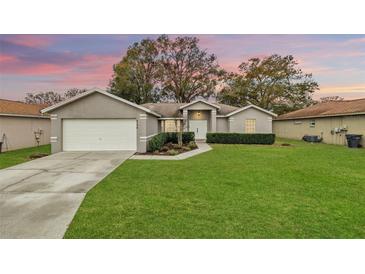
[
  {"x1": 273, "y1": 115, "x2": 365, "y2": 147},
  {"x1": 0, "y1": 116, "x2": 50, "y2": 152}
]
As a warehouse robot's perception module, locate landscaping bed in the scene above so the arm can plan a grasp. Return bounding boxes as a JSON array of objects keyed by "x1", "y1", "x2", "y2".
[
  {"x1": 142, "y1": 131, "x2": 197, "y2": 156},
  {"x1": 137, "y1": 141, "x2": 198, "y2": 156}
]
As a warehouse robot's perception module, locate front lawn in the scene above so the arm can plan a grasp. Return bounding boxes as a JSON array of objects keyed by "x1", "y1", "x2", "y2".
[
  {"x1": 0, "y1": 145, "x2": 50, "y2": 169},
  {"x1": 65, "y1": 139, "x2": 365, "y2": 238}
]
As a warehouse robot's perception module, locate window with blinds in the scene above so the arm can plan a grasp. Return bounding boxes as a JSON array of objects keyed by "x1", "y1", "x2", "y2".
[
  {"x1": 164, "y1": 120, "x2": 178, "y2": 132},
  {"x1": 244, "y1": 119, "x2": 256, "y2": 133}
]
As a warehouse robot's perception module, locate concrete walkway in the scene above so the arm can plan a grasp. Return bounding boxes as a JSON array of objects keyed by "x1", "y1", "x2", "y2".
[
  {"x1": 0, "y1": 151, "x2": 134, "y2": 239},
  {"x1": 130, "y1": 142, "x2": 212, "y2": 160}
]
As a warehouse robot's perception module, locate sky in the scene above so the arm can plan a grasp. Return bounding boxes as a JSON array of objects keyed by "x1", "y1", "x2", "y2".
[{"x1": 0, "y1": 34, "x2": 365, "y2": 101}]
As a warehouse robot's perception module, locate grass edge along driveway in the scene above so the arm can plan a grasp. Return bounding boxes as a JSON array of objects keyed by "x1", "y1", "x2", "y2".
[
  {"x1": 64, "y1": 139, "x2": 365, "y2": 239},
  {"x1": 0, "y1": 145, "x2": 50, "y2": 170}
]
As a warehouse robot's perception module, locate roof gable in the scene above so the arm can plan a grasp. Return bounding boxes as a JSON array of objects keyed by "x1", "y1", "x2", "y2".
[
  {"x1": 226, "y1": 104, "x2": 277, "y2": 117},
  {"x1": 41, "y1": 89, "x2": 161, "y2": 117},
  {"x1": 179, "y1": 100, "x2": 221, "y2": 110}
]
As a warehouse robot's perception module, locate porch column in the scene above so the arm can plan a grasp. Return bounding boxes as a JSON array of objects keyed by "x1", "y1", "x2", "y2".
[
  {"x1": 183, "y1": 109, "x2": 188, "y2": 132},
  {"x1": 210, "y1": 109, "x2": 217, "y2": 132},
  {"x1": 138, "y1": 113, "x2": 148, "y2": 153}
]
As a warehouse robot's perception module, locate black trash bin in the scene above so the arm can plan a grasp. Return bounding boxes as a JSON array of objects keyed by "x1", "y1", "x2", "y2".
[
  {"x1": 345, "y1": 134, "x2": 362, "y2": 148},
  {"x1": 0, "y1": 141, "x2": 2, "y2": 153}
]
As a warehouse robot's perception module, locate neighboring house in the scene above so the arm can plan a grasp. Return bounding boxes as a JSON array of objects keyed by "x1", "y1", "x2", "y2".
[
  {"x1": 273, "y1": 98, "x2": 365, "y2": 147},
  {"x1": 42, "y1": 89, "x2": 277, "y2": 153},
  {"x1": 0, "y1": 99, "x2": 50, "y2": 152}
]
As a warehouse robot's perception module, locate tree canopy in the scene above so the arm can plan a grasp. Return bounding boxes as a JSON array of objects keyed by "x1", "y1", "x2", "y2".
[
  {"x1": 157, "y1": 35, "x2": 223, "y2": 103},
  {"x1": 109, "y1": 35, "x2": 223, "y2": 104},
  {"x1": 218, "y1": 54, "x2": 319, "y2": 115},
  {"x1": 109, "y1": 38, "x2": 160, "y2": 104}
]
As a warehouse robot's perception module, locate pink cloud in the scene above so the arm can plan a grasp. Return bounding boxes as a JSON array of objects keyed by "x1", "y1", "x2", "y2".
[
  {"x1": 3, "y1": 35, "x2": 54, "y2": 48},
  {"x1": 0, "y1": 54, "x2": 17, "y2": 62}
]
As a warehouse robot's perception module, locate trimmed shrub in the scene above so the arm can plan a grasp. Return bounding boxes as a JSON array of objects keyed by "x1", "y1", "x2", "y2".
[
  {"x1": 188, "y1": 141, "x2": 198, "y2": 149},
  {"x1": 167, "y1": 149, "x2": 179, "y2": 156},
  {"x1": 165, "y1": 132, "x2": 195, "y2": 144},
  {"x1": 148, "y1": 133, "x2": 167, "y2": 152},
  {"x1": 148, "y1": 132, "x2": 195, "y2": 152},
  {"x1": 206, "y1": 133, "x2": 275, "y2": 145}
]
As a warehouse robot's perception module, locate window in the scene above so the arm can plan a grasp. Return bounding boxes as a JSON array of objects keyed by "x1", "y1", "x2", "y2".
[
  {"x1": 309, "y1": 120, "x2": 316, "y2": 128},
  {"x1": 244, "y1": 119, "x2": 256, "y2": 133},
  {"x1": 294, "y1": 120, "x2": 302, "y2": 125},
  {"x1": 164, "y1": 120, "x2": 179, "y2": 132}
]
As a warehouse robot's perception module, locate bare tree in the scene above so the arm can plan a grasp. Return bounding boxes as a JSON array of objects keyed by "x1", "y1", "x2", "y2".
[{"x1": 25, "y1": 91, "x2": 63, "y2": 105}]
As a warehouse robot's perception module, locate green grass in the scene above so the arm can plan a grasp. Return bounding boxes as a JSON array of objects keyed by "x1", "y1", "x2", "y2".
[
  {"x1": 65, "y1": 139, "x2": 365, "y2": 239},
  {"x1": 0, "y1": 145, "x2": 50, "y2": 169}
]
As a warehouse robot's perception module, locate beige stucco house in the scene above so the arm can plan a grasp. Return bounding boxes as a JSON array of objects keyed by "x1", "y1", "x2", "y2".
[
  {"x1": 273, "y1": 98, "x2": 365, "y2": 147},
  {"x1": 42, "y1": 89, "x2": 277, "y2": 153},
  {"x1": 0, "y1": 99, "x2": 50, "y2": 152}
]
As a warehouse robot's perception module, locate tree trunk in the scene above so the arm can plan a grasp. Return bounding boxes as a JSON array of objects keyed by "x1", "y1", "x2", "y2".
[{"x1": 177, "y1": 120, "x2": 183, "y2": 146}]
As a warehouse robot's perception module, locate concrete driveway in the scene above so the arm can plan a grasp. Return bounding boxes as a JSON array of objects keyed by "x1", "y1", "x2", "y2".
[{"x1": 0, "y1": 151, "x2": 134, "y2": 239}]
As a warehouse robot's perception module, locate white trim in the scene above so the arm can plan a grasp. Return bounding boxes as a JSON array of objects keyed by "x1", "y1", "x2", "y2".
[
  {"x1": 0, "y1": 113, "x2": 49, "y2": 119},
  {"x1": 139, "y1": 133, "x2": 158, "y2": 140},
  {"x1": 179, "y1": 99, "x2": 221, "y2": 110},
  {"x1": 158, "y1": 117, "x2": 184, "y2": 120},
  {"x1": 50, "y1": 136, "x2": 58, "y2": 143},
  {"x1": 216, "y1": 115, "x2": 226, "y2": 118},
  {"x1": 226, "y1": 104, "x2": 277, "y2": 117},
  {"x1": 41, "y1": 88, "x2": 161, "y2": 117}
]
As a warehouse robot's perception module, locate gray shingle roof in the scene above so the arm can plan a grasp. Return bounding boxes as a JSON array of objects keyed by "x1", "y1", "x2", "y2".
[{"x1": 142, "y1": 102, "x2": 240, "y2": 117}]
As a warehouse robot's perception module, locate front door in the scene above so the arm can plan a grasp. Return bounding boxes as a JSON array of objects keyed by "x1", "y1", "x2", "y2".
[{"x1": 189, "y1": 120, "x2": 208, "y2": 139}]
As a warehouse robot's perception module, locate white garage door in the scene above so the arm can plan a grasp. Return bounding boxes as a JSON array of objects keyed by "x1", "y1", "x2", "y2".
[{"x1": 63, "y1": 119, "x2": 137, "y2": 151}]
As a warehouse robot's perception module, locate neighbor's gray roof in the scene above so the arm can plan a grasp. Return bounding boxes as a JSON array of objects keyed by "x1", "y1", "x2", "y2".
[{"x1": 142, "y1": 102, "x2": 239, "y2": 117}]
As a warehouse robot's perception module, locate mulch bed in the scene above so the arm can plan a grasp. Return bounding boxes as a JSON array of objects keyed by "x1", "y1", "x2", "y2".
[{"x1": 136, "y1": 142, "x2": 198, "y2": 156}]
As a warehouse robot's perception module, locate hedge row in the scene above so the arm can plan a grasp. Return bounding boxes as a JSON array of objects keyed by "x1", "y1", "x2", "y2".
[
  {"x1": 148, "y1": 132, "x2": 195, "y2": 152},
  {"x1": 206, "y1": 133, "x2": 275, "y2": 145},
  {"x1": 165, "y1": 132, "x2": 195, "y2": 144}
]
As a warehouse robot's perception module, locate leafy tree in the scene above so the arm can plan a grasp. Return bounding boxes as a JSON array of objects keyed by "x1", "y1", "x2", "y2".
[
  {"x1": 64, "y1": 88, "x2": 87, "y2": 99},
  {"x1": 319, "y1": 96, "x2": 344, "y2": 103},
  {"x1": 25, "y1": 91, "x2": 63, "y2": 105},
  {"x1": 157, "y1": 35, "x2": 223, "y2": 103},
  {"x1": 109, "y1": 38, "x2": 160, "y2": 104},
  {"x1": 218, "y1": 55, "x2": 319, "y2": 115}
]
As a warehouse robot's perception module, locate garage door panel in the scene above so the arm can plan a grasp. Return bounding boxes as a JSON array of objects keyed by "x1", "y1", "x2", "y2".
[{"x1": 63, "y1": 119, "x2": 136, "y2": 151}]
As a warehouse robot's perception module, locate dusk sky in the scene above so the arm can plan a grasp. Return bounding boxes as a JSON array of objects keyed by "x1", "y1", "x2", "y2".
[{"x1": 0, "y1": 34, "x2": 364, "y2": 101}]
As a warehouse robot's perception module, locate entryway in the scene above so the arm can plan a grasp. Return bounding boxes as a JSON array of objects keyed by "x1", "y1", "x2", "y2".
[{"x1": 189, "y1": 120, "x2": 208, "y2": 139}]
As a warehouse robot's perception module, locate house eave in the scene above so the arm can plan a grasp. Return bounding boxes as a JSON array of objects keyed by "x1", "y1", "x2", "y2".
[
  {"x1": 41, "y1": 89, "x2": 162, "y2": 118},
  {"x1": 158, "y1": 117, "x2": 184, "y2": 120},
  {"x1": 226, "y1": 104, "x2": 277, "y2": 117},
  {"x1": 275, "y1": 112, "x2": 365, "y2": 121},
  {"x1": 0, "y1": 113, "x2": 49, "y2": 119}
]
